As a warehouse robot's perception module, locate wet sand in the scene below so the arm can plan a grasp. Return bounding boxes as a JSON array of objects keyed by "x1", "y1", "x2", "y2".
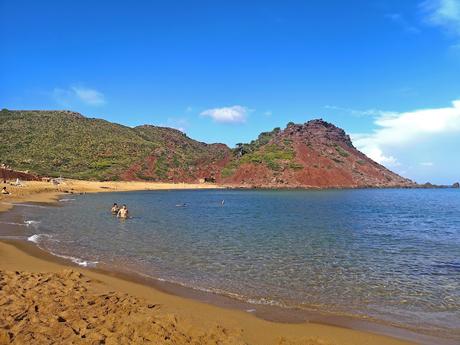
[{"x1": 0, "y1": 180, "x2": 426, "y2": 344}]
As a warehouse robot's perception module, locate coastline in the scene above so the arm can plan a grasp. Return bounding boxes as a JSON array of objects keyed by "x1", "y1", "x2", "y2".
[
  {"x1": 0, "y1": 180, "x2": 225, "y2": 211},
  {"x1": 1, "y1": 240, "x2": 421, "y2": 345},
  {"x1": 0, "y1": 181, "x2": 448, "y2": 344}
]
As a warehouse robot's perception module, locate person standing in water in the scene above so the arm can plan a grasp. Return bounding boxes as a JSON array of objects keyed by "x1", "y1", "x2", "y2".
[
  {"x1": 111, "y1": 203, "x2": 119, "y2": 214},
  {"x1": 117, "y1": 204, "x2": 129, "y2": 219}
]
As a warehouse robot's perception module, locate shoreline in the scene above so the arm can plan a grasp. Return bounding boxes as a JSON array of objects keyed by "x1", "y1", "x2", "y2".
[
  {"x1": 2, "y1": 237, "x2": 454, "y2": 345},
  {"x1": 1, "y1": 239, "x2": 426, "y2": 345},
  {"x1": 0, "y1": 180, "x2": 453, "y2": 344}
]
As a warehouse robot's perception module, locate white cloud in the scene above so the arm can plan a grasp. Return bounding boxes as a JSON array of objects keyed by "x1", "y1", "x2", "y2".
[
  {"x1": 353, "y1": 99, "x2": 460, "y2": 166},
  {"x1": 200, "y1": 105, "x2": 251, "y2": 124},
  {"x1": 421, "y1": 0, "x2": 460, "y2": 36},
  {"x1": 386, "y1": 13, "x2": 420, "y2": 33},
  {"x1": 324, "y1": 105, "x2": 393, "y2": 117},
  {"x1": 420, "y1": 161, "x2": 434, "y2": 166},
  {"x1": 71, "y1": 86, "x2": 105, "y2": 105},
  {"x1": 52, "y1": 86, "x2": 105, "y2": 107}
]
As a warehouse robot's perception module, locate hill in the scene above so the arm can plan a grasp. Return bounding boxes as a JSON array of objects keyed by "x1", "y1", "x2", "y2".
[
  {"x1": 0, "y1": 110, "x2": 413, "y2": 187},
  {"x1": 218, "y1": 120, "x2": 413, "y2": 188},
  {"x1": 0, "y1": 110, "x2": 230, "y2": 181}
]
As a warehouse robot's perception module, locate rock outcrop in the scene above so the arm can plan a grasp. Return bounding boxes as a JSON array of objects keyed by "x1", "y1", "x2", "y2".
[
  {"x1": 0, "y1": 168, "x2": 39, "y2": 182},
  {"x1": 218, "y1": 119, "x2": 414, "y2": 188}
]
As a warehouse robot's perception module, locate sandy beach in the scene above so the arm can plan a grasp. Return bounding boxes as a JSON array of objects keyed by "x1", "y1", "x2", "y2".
[
  {"x1": 0, "y1": 180, "x2": 419, "y2": 345},
  {"x1": 0, "y1": 180, "x2": 223, "y2": 213}
]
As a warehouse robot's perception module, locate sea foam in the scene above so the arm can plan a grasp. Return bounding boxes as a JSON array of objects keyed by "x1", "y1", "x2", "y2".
[
  {"x1": 0, "y1": 221, "x2": 26, "y2": 226},
  {"x1": 49, "y1": 252, "x2": 98, "y2": 267},
  {"x1": 24, "y1": 220, "x2": 41, "y2": 227},
  {"x1": 26, "y1": 233, "x2": 98, "y2": 267},
  {"x1": 12, "y1": 203, "x2": 48, "y2": 208},
  {"x1": 27, "y1": 233, "x2": 50, "y2": 243}
]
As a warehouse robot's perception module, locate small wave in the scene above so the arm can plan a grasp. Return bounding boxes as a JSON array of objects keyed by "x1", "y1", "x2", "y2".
[
  {"x1": 27, "y1": 233, "x2": 51, "y2": 243},
  {"x1": 168, "y1": 282, "x2": 285, "y2": 308},
  {"x1": 246, "y1": 297, "x2": 285, "y2": 307},
  {"x1": 12, "y1": 203, "x2": 48, "y2": 209},
  {"x1": 59, "y1": 198, "x2": 75, "y2": 202},
  {"x1": 125, "y1": 269, "x2": 286, "y2": 309},
  {"x1": 49, "y1": 252, "x2": 98, "y2": 267},
  {"x1": 24, "y1": 220, "x2": 41, "y2": 227},
  {"x1": 26, "y1": 234, "x2": 97, "y2": 267},
  {"x1": 0, "y1": 221, "x2": 26, "y2": 226}
]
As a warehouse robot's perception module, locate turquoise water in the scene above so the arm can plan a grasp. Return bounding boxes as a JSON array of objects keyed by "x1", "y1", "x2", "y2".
[{"x1": 1, "y1": 189, "x2": 459, "y2": 340}]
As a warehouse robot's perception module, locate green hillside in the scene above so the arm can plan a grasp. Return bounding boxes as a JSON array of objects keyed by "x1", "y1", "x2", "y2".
[
  {"x1": 222, "y1": 127, "x2": 296, "y2": 177},
  {"x1": 0, "y1": 110, "x2": 228, "y2": 180},
  {"x1": 133, "y1": 125, "x2": 229, "y2": 180}
]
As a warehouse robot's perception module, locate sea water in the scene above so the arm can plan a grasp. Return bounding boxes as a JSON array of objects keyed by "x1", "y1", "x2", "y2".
[{"x1": 1, "y1": 189, "x2": 459, "y2": 341}]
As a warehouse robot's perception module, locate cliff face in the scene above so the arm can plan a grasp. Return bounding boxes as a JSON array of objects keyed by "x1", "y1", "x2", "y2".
[
  {"x1": 217, "y1": 120, "x2": 414, "y2": 188},
  {"x1": 0, "y1": 168, "x2": 39, "y2": 182},
  {"x1": 0, "y1": 110, "x2": 413, "y2": 187}
]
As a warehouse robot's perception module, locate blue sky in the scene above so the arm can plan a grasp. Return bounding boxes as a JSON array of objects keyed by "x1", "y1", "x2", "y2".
[{"x1": 1, "y1": 0, "x2": 459, "y2": 184}]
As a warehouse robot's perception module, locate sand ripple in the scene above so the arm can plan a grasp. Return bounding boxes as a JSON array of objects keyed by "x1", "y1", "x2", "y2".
[
  {"x1": 0, "y1": 269, "x2": 248, "y2": 345},
  {"x1": 0, "y1": 269, "x2": 333, "y2": 345}
]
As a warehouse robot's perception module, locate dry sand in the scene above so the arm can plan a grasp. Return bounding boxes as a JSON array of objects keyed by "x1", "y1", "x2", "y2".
[{"x1": 0, "y1": 180, "x2": 416, "y2": 345}]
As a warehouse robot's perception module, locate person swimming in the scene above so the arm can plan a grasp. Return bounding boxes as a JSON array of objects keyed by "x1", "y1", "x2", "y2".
[
  {"x1": 117, "y1": 204, "x2": 129, "y2": 219},
  {"x1": 175, "y1": 203, "x2": 187, "y2": 207},
  {"x1": 111, "y1": 203, "x2": 119, "y2": 214}
]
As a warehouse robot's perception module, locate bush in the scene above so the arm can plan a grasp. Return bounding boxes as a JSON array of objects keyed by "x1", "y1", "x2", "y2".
[
  {"x1": 289, "y1": 162, "x2": 303, "y2": 170},
  {"x1": 334, "y1": 144, "x2": 349, "y2": 158}
]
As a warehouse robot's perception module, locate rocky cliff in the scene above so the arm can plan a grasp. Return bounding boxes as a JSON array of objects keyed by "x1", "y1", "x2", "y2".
[{"x1": 217, "y1": 120, "x2": 414, "y2": 188}]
